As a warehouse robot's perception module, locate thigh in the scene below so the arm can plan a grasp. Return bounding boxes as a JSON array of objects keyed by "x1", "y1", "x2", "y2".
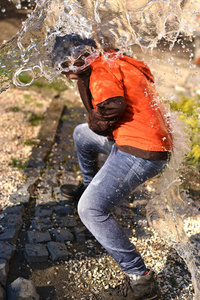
[{"x1": 82, "y1": 145, "x2": 167, "y2": 212}]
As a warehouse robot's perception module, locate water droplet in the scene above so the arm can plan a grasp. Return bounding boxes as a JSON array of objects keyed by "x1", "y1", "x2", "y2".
[{"x1": 175, "y1": 68, "x2": 179, "y2": 74}]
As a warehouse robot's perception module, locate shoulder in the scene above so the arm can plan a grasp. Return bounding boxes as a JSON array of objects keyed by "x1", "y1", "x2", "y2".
[{"x1": 90, "y1": 56, "x2": 123, "y2": 85}]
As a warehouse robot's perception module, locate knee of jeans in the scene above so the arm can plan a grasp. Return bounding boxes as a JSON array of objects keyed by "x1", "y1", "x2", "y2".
[
  {"x1": 78, "y1": 194, "x2": 111, "y2": 228},
  {"x1": 77, "y1": 198, "x2": 89, "y2": 224},
  {"x1": 73, "y1": 124, "x2": 88, "y2": 146}
]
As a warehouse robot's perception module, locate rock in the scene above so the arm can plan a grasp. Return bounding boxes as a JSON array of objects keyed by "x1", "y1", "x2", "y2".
[
  {"x1": 50, "y1": 228, "x2": 74, "y2": 242},
  {"x1": 31, "y1": 218, "x2": 52, "y2": 231},
  {"x1": 55, "y1": 216, "x2": 77, "y2": 228},
  {"x1": 34, "y1": 206, "x2": 53, "y2": 218},
  {"x1": 24, "y1": 244, "x2": 49, "y2": 263},
  {"x1": 73, "y1": 227, "x2": 86, "y2": 243},
  {"x1": 0, "y1": 259, "x2": 9, "y2": 287},
  {"x1": 27, "y1": 230, "x2": 51, "y2": 244},
  {"x1": 8, "y1": 193, "x2": 29, "y2": 205},
  {"x1": 0, "y1": 242, "x2": 16, "y2": 262},
  {"x1": 0, "y1": 214, "x2": 23, "y2": 231},
  {"x1": 54, "y1": 205, "x2": 73, "y2": 215},
  {"x1": 0, "y1": 229, "x2": 19, "y2": 245},
  {"x1": 1, "y1": 205, "x2": 24, "y2": 216},
  {"x1": 7, "y1": 277, "x2": 39, "y2": 300},
  {"x1": 36, "y1": 193, "x2": 56, "y2": 206},
  {"x1": 47, "y1": 241, "x2": 68, "y2": 261}
]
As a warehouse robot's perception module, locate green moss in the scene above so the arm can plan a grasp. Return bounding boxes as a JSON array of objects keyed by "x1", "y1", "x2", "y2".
[
  {"x1": 28, "y1": 112, "x2": 45, "y2": 126},
  {"x1": 170, "y1": 95, "x2": 200, "y2": 167},
  {"x1": 22, "y1": 139, "x2": 39, "y2": 146},
  {"x1": 36, "y1": 102, "x2": 43, "y2": 108},
  {"x1": 23, "y1": 94, "x2": 33, "y2": 101},
  {"x1": 8, "y1": 106, "x2": 21, "y2": 112},
  {"x1": 60, "y1": 115, "x2": 71, "y2": 121},
  {"x1": 9, "y1": 157, "x2": 28, "y2": 170},
  {"x1": 18, "y1": 72, "x2": 33, "y2": 85}
]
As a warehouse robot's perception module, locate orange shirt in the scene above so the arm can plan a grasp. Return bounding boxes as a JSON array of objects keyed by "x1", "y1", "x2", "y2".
[{"x1": 89, "y1": 54, "x2": 172, "y2": 155}]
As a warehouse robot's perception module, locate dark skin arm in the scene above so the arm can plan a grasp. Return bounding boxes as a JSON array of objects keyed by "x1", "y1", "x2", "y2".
[
  {"x1": 62, "y1": 71, "x2": 126, "y2": 136},
  {"x1": 88, "y1": 96, "x2": 126, "y2": 136}
]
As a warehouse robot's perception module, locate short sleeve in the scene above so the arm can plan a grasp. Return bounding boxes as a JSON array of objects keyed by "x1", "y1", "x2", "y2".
[{"x1": 89, "y1": 65, "x2": 124, "y2": 106}]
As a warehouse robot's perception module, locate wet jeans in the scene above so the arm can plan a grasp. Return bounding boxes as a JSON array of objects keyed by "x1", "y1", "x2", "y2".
[{"x1": 74, "y1": 123, "x2": 167, "y2": 275}]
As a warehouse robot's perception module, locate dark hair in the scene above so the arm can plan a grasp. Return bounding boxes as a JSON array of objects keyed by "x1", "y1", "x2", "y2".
[{"x1": 52, "y1": 34, "x2": 97, "y2": 65}]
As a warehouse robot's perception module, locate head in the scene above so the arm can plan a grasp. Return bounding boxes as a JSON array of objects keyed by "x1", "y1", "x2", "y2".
[
  {"x1": 52, "y1": 33, "x2": 97, "y2": 75},
  {"x1": 60, "y1": 51, "x2": 91, "y2": 80}
]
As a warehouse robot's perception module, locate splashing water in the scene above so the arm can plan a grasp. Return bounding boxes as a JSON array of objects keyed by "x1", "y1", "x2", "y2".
[
  {"x1": 146, "y1": 108, "x2": 200, "y2": 299},
  {"x1": 0, "y1": 0, "x2": 200, "y2": 298},
  {"x1": 0, "y1": 0, "x2": 199, "y2": 92}
]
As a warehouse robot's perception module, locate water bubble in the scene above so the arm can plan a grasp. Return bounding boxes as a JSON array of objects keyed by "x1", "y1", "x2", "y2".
[
  {"x1": 16, "y1": 4, "x2": 22, "y2": 10},
  {"x1": 69, "y1": 79, "x2": 77, "y2": 89},
  {"x1": 174, "y1": 68, "x2": 179, "y2": 74},
  {"x1": 13, "y1": 65, "x2": 42, "y2": 87}
]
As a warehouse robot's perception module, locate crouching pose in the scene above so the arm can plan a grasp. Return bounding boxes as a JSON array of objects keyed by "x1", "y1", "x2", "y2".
[{"x1": 54, "y1": 34, "x2": 172, "y2": 299}]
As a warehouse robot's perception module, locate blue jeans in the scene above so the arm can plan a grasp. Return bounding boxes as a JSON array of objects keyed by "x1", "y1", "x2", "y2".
[{"x1": 74, "y1": 123, "x2": 167, "y2": 275}]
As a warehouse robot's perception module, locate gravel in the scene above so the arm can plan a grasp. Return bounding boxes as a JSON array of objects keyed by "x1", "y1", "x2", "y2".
[{"x1": 0, "y1": 88, "x2": 52, "y2": 208}]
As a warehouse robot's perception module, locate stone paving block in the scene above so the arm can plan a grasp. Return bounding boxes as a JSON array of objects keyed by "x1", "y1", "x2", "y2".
[
  {"x1": 0, "y1": 284, "x2": 5, "y2": 300},
  {"x1": 17, "y1": 179, "x2": 38, "y2": 196},
  {"x1": 24, "y1": 244, "x2": 49, "y2": 263},
  {"x1": 0, "y1": 242, "x2": 16, "y2": 262},
  {"x1": 31, "y1": 218, "x2": 52, "y2": 231},
  {"x1": 26, "y1": 146, "x2": 48, "y2": 169},
  {"x1": 47, "y1": 241, "x2": 68, "y2": 261},
  {"x1": 0, "y1": 214, "x2": 23, "y2": 231},
  {"x1": 36, "y1": 193, "x2": 56, "y2": 206},
  {"x1": 0, "y1": 259, "x2": 9, "y2": 287},
  {"x1": 1, "y1": 205, "x2": 24, "y2": 216},
  {"x1": 55, "y1": 216, "x2": 77, "y2": 228},
  {"x1": 56, "y1": 199, "x2": 73, "y2": 206},
  {"x1": 34, "y1": 206, "x2": 53, "y2": 218},
  {"x1": 0, "y1": 229, "x2": 19, "y2": 245},
  {"x1": 54, "y1": 205, "x2": 73, "y2": 215},
  {"x1": 7, "y1": 277, "x2": 39, "y2": 300},
  {"x1": 23, "y1": 168, "x2": 41, "y2": 179},
  {"x1": 50, "y1": 228, "x2": 74, "y2": 242},
  {"x1": 73, "y1": 227, "x2": 86, "y2": 243},
  {"x1": 8, "y1": 193, "x2": 29, "y2": 205},
  {"x1": 41, "y1": 169, "x2": 58, "y2": 187},
  {"x1": 27, "y1": 230, "x2": 51, "y2": 244}
]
